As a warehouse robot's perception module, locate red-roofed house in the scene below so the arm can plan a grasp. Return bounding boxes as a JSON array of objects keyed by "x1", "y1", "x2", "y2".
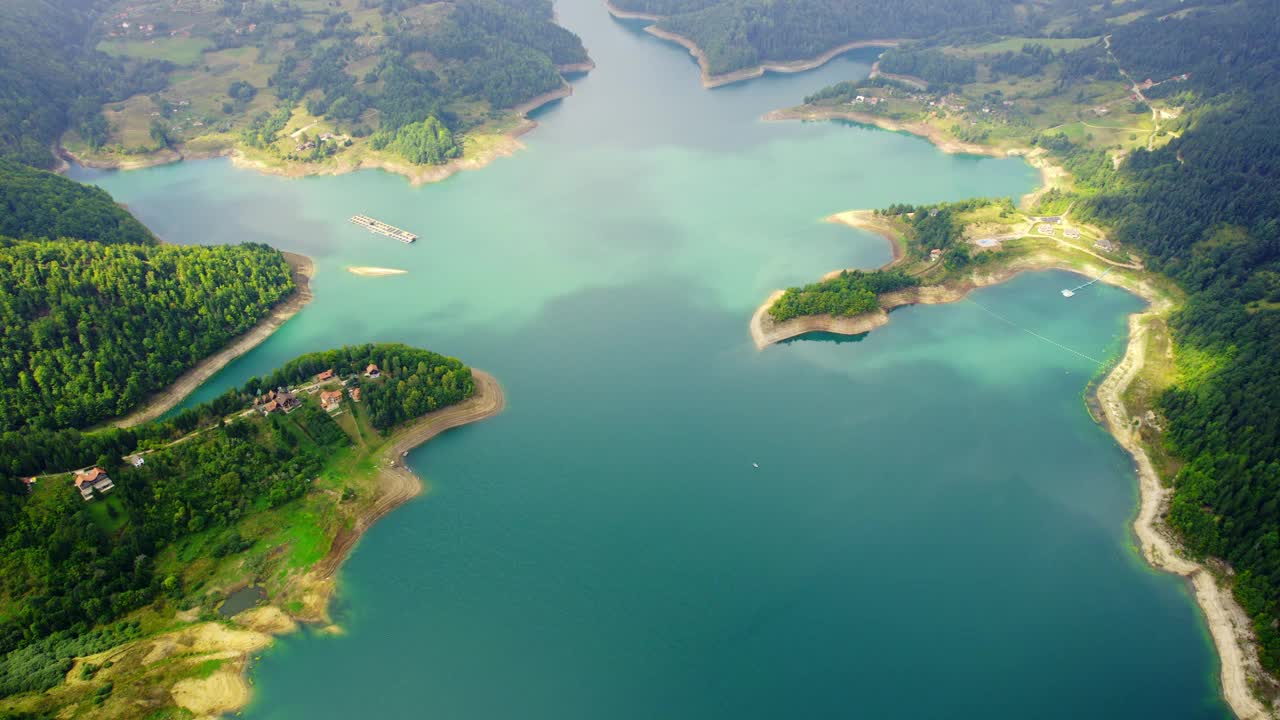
[
  {"x1": 316, "y1": 369, "x2": 335, "y2": 382},
  {"x1": 348, "y1": 387, "x2": 361, "y2": 402},
  {"x1": 74, "y1": 467, "x2": 115, "y2": 501},
  {"x1": 320, "y1": 390, "x2": 343, "y2": 412}
]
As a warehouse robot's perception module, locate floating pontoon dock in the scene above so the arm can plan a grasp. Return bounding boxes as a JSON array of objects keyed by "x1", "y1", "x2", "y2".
[{"x1": 350, "y1": 215, "x2": 417, "y2": 244}]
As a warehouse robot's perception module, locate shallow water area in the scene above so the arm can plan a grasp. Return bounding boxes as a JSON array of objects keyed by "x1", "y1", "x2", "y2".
[{"x1": 73, "y1": 0, "x2": 1229, "y2": 717}]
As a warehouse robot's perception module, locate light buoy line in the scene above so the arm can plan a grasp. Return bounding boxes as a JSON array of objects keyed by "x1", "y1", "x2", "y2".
[{"x1": 964, "y1": 297, "x2": 1105, "y2": 365}]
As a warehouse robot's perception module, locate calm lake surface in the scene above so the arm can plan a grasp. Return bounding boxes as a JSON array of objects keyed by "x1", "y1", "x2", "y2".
[{"x1": 73, "y1": 0, "x2": 1229, "y2": 716}]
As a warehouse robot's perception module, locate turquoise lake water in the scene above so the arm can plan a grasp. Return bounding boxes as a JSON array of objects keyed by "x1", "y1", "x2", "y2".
[{"x1": 73, "y1": 0, "x2": 1230, "y2": 716}]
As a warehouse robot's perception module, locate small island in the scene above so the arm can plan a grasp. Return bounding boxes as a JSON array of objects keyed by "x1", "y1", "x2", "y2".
[{"x1": 0, "y1": 344, "x2": 505, "y2": 719}]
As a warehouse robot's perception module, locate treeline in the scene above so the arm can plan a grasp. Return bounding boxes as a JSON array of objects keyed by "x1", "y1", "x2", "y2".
[
  {"x1": 0, "y1": 161, "x2": 154, "y2": 245},
  {"x1": 0, "y1": 239, "x2": 294, "y2": 432},
  {"x1": 0, "y1": 343, "x2": 475, "y2": 675},
  {"x1": 878, "y1": 48, "x2": 976, "y2": 87},
  {"x1": 769, "y1": 269, "x2": 918, "y2": 322}
]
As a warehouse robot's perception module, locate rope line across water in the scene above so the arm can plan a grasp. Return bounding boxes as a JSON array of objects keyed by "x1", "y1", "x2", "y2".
[{"x1": 964, "y1": 297, "x2": 1105, "y2": 365}]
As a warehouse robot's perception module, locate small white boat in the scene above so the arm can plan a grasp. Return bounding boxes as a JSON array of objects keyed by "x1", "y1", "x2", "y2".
[{"x1": 752, "y1": 462, "x2": 759, "y2": 468}]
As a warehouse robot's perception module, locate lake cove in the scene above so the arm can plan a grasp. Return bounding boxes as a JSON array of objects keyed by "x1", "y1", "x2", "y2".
[{"x1": 72, "y1": 0, "x2": 1228, "y2": 716}]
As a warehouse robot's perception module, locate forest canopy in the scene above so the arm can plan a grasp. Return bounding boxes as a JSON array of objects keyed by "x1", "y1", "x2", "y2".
[
  {"x1": 0, "y1": 239, "x2": 295, "y2": 432},
  {"x1": 769, "y1": 269, "x2": 918, "y2": 322}
]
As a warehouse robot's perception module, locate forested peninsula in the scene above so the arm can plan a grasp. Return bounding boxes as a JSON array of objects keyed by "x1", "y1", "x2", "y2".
[
  {"x1": 0, "y1": 344, "x2": 504, "y2": 719},
  {"x1": 0, "y1": 0, "x2": 592, "y2": 183},
  {"x1": 756, "y1": 0, "x2": 1280, "y2": 714}
]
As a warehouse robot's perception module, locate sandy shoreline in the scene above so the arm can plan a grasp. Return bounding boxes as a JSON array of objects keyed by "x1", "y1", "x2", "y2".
[
  {"x1": 59, "y1": 76, "x2": 583, "y2": 186},
  {"x1": 227, "y1": 82, "x2": 576, "y2": 186},
  {"x1": 347, "y1": 266, "x2": 408, "y2": 277},
  {"x1": 604, "y1": 0, "x2": 898, "y2": 89},
  {"x1": 823, "y1": 210, "x2": 905, "y2": 277},
  {"x1": 107, "y1": 251, "x2": 315, "y2": 429},
  {"x1": 764, "y1": 107, "x2": 1063, "y2": 209}
]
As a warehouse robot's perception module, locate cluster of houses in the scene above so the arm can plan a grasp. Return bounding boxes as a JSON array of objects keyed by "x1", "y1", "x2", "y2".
[
  {"x1": 294, "y1": 133, "x2": 347, "y2": 153},
  {"x1": 310, "y1": 365, "x2": 378, "y2": 412},
  {"x1": 255, "y1": 388, "x2": 301, "y2": 415}
]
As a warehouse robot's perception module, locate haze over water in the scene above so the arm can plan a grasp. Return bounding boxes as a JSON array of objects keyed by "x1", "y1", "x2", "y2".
[{"x1": 74, "y1": 0, "x2": 1229, "y2": 716}]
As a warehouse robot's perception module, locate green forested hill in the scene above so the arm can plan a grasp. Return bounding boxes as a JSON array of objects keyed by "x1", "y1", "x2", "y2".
[
  {"x1": 0, "y1": 344, "x2": 475, "y2": 699},
  {"x1": 0, "y1": 161, "x2": 153, "y2": 245},
  {"x1": 0, "y1": 240, "x2": 294, "y2": 432}
]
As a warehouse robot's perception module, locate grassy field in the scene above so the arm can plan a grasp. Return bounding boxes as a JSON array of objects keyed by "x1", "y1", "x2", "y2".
[
  {"x1": 953, "y1": 35, "x2": 1101, "y2": 56},
  {"x1": 97, "y1": 37, "x2": 213, "y2": 65}
]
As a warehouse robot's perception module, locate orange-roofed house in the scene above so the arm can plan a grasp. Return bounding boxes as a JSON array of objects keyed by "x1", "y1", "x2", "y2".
[
  {"x1": 74, "y1": 467, "x2": 115, "y2": 501},
  {"x1": 348, "y1": 387, "x2": 361, "y2": 402},
  {"x1": 316, "y1": 369, "x2": 335, "y2": 382},
  {"x1": 320, "y1": 390, "x2": 343, "y2": 412}
]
